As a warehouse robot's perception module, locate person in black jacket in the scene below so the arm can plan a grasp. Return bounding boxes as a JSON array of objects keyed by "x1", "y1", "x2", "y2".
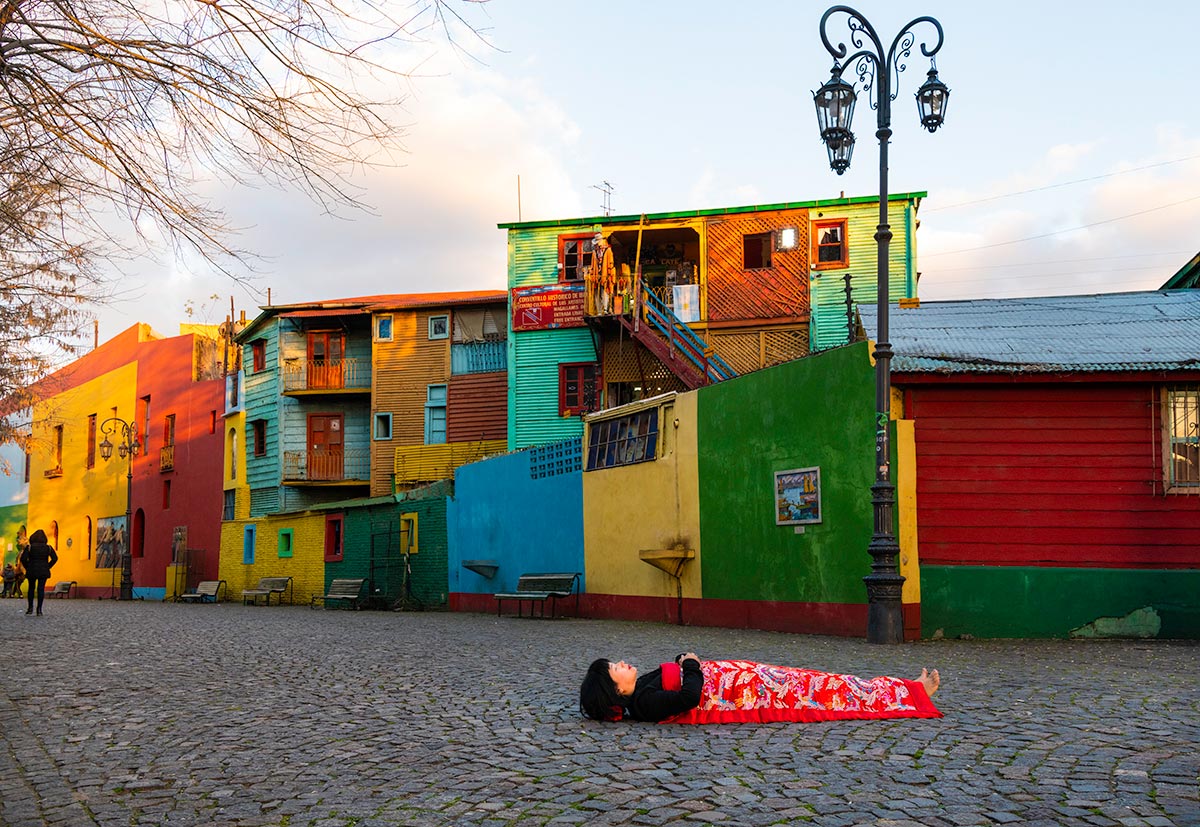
[
  {"x1": 19, "y1": 529, "x2": 58, "y2": 616},
  {"x1": 580, "y1": 652, "x2": 704, "y2": 722}
]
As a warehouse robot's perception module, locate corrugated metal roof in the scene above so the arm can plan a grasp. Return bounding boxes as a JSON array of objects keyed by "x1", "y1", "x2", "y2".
[{"x1": 859, "y1": 290, "x2": 1200, "y2": 374}]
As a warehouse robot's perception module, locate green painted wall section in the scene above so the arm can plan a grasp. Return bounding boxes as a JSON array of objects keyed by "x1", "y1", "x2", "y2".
[
  {"x1": 0, "y1": 503, "x2": 27, "y2": 566},
  {"x1": 696, "y1": 342, "x2": 878, "y2": 604},
  {"x1": 921, "y1": 566, "x2": 1200, "y2": 639},
  {"x1": 337, "y1": 483, "x2": 450, "y2": 608},
  {"x1": 810, "y1": 199, "x2": 917, "y2": 351}
]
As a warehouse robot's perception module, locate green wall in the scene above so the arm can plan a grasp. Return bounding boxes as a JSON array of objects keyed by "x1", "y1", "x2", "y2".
[
  {"x1": 338, "y1": 483, "x2": 450, "y2": 608},
  {"x1": 696, "y1": 342, "x2": 877, "y2": 604},
  {"x1": 922, "y1": 566, "x2": 1200, "y2": 639},
  {"x1": 0, "y1": 504, "x2": 27, "y2": 566}
]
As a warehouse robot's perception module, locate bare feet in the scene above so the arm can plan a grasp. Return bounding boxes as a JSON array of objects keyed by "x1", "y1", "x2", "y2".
[{"x1": 916, "y1": 667, "x2": 940, "y2": 697}]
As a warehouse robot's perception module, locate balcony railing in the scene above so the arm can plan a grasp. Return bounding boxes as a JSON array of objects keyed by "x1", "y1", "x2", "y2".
[
  {"x1": 450, "y1": 340, "x2": 507, "y2": 375},
  {"x1": 282, "y1": 447, "x2": 370, "y2": 482},
  {"x1": 43, "y1": 466, "x2": 63, "y2": 479},
  {"x1": 160, "y1": 444, "x2": 175, "y2": 472},
  {"x1": 281, "y1": 358, "x2": 370, "y2": 393}
]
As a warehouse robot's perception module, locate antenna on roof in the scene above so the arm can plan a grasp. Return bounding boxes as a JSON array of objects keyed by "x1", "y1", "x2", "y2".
[{"x1": 591, "y1": 181, "x2": 614, "y2": 216}]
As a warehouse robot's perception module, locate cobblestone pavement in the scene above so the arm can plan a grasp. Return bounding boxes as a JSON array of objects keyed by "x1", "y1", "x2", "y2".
[{"x1": 0, "y1": 601, "x2": 1196, "y2": 827}]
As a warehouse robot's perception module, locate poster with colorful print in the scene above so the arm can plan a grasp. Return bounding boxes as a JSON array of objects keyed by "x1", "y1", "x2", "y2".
[
  {"x1": 774, "y1": 467, "x2": 822, "y2": 525},
  {"x1": 96, "y1": 516, "x2": 127, "y2": 569}
]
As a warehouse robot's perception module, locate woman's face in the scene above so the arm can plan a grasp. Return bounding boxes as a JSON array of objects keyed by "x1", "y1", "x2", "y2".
[{"x1": 608, "y1": 660, "x2": 638, "y2": 695}]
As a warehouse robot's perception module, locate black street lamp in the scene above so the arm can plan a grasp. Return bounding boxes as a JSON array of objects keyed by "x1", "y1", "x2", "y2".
[
  {"x1": 99, "y1": 417, "x2": 140, "y2": 601},
  {"x1": 814, "y1": 6, "x2": 948, "y2": 644}
]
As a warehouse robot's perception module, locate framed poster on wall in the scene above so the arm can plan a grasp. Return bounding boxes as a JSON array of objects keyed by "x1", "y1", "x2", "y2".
[{"x1": 774, "y1": 467, "x2": 822, "y2": 526}]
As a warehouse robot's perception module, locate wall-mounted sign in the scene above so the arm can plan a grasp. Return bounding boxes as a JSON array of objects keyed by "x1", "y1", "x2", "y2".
[
  {"x1": 774, "y1": 466, "x2": 822, "y2": 526},
  {"x1": 512, "y1": 283, "x2": 587, "y2": 331}
]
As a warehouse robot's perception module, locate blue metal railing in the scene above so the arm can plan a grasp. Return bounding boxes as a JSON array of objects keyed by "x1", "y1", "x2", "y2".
[{"x1": 639, "y1": 288, "x2": 737, "y2": 383}]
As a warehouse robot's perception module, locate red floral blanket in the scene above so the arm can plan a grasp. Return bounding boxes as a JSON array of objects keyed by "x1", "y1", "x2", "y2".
[{"x1": 662, "y1": 659, "x2": 942, "y2": 724}]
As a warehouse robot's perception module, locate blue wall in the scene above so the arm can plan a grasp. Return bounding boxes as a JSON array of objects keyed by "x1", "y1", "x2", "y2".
[{"x1": 447, "y1": 447, "x2": 583, "y2": 596}]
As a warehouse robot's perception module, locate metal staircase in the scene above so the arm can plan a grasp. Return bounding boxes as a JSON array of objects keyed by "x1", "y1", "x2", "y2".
[{"x1": 616, "y1": 287, "x2": 737, "y2": 390}]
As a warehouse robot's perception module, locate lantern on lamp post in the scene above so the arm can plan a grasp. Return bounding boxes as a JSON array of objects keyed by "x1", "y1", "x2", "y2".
[
  {"x1": 813, "y1": 5, "x2": 948, "y2": 644},
  {"x1": 99, "y1": 417, "x2": 140, "y2": 601}
]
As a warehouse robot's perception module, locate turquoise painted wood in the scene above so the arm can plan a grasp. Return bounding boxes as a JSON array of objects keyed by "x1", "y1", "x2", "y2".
[
  {"x1": 810, "y1": 198, "x2": 918, "y2": 351},
  {"x1": 243, "y1": 321, "x2": 282, "y2": 493},
  {"x1": 507, "y1": 226, "x2": 602, "y2": 450}
]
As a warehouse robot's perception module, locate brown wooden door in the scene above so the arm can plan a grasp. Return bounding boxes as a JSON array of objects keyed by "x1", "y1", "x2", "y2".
[
  {"x1": 307, "y1": 414, "x2": 344, "y2": 480},
  {"x1": 307, "y1": 332, "x2": 346, "y2": 389}
]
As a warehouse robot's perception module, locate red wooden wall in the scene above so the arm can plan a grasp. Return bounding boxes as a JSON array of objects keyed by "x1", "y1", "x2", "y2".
[
  {"x1": 907, "y1": 381, "x2": 1200, "y2": 569},
  {"x1": 447, "y1": 371, "x2": 507, "y2": 443}
]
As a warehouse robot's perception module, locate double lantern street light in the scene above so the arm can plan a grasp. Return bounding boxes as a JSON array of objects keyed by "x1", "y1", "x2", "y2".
[
  {"x1": 98, "y1": 417, "x2": 140, "y2": 601},
  {"x1": 812, "y1": 6, "x2": 949, "y2": 644}
]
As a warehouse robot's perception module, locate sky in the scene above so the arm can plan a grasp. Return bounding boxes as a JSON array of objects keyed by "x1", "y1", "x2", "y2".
[{"x1": 90, "y1": 0, "x2": 1200, "y2": 341}]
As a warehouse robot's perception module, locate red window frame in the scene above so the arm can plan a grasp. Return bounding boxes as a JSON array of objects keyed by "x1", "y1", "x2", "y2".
[
  {"x1": 559, "y1": 362, "x2": 601, "y2": 416},
  {"x1": 558, "y1": 233, "x2": 595, "y2": 283},
  {"x1": 812, "y1": 218, "x2": 849, "y2": 269},
  {"x1": 324, "y1": 513, "x2": 344, "y2": 562},
  {"x1": 251, "y1": 339, "x2": 266, "y2": 372}
]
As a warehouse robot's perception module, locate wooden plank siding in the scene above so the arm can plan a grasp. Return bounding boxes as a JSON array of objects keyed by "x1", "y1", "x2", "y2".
[
  {"x1": 448, "y1": 372, "x2": 507, "y2": 442},
  {"x1": 909, "y1": 383, "x2": 1200, "y2": 569},
  {"x1": 371, "y1": 309, "x2": 451, "y2": 495}
]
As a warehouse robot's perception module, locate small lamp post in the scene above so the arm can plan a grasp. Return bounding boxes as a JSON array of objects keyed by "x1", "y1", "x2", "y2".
[
  {"x1": 813, "y1": 6, "x2": 948, "y2": 644},
  {"x1": 99, "y1": 417, "x2": 140, "y2": 601}
]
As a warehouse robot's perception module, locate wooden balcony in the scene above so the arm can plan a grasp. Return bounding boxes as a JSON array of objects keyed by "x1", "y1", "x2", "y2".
[
  {"x1": 282, "y1": 447, "x2": 370, "y2": 484},
  {"x1": 281, "y1": 358, "x2": 370, "y2": 394}
]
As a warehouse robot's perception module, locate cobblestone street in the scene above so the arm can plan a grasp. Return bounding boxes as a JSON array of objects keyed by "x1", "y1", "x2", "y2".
[{"x1": 0, "y1": 601, "x2": 1196, "y2": 827}]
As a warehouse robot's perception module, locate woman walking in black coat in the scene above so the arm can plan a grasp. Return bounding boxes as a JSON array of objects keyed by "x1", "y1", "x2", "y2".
[{"x1": 19, "y1": 530, "x2": 58, "y2": 616}]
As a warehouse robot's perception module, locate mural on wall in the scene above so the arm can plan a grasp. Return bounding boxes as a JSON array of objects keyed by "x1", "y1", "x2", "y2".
[
  {"x1": 774, "y1": 467, "x2": 822, "y2": 526},
  {"x1": 95, "y1": 516, "x2": 127, "y2": 569}
]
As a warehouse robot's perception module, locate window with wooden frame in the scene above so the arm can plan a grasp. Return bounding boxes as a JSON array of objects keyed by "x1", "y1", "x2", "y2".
[
  {"x1": 559, "y1": 363, "x2": 601, "y2": 416},
  {"x1": 586, "y1": 407, "x2": 660, "y2": 470},
  {"x1": 251, "y1": 419, "x2": 267, "y2": 457},
  {"x1": 163, "y1": 414, "x2": 176, "y2": 446},
  {"x1": 86, "y1": 414, "x2": 97, "y2": 469},
  {"x1": 1165, "y1": 385, "x2": 1199, "y2": 491},
  {"x1": 243, "y1": 524, "x2": 256, "y2": 565},
  {"x1": 251, "y1": 339, "x2": 266, "y2": 372},
  {"x1": 375, "y1": 314, "x2": 393, "y2": 342},
  {"x1": 743, "y1": 232, "x2": 773, "y2": 270},
  {"x1": 324, "y1": 514, "x2": 344, "y2": 562},
  {"x1": 374, "y1": 413, "x2": 393, "y2": 441},
  {"x1": 558, "y1": 233, "x2": 595, "y2": 283},
  {"x1": 278, "y1": 528, "x2": 294, "y2": 558},
  {"x1": 812, "y1": 218, "x2": 848, "y2": 268},
  {"x1": 428, "y1": 315, "x2": 449, "y2": 340}
]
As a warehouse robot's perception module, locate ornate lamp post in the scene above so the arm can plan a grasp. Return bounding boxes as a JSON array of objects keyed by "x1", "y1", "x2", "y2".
[
  {"x1": 99, "y1": 417, "x2": 140, "y2": 601},
  {"x1": 814, "y1": 6, "x2": 949, "y2": 644}
]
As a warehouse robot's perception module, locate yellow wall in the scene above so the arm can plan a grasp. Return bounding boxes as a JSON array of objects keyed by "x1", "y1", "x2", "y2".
[
  {"x1": 896, "y1": 419, "x2": 920, "y2": 605},
  {"x1": 223, "y1": 410, "x2": 246, "y2": 489},
  {"x1": 218, "y1": 511, "x2": 327, "y2": 603},
  {"x1": 582, "y1": 393, "x2": 702, "y2": 598},
  {"x1": 27, "y1": 364, "x2": 137, "y2": 589}
]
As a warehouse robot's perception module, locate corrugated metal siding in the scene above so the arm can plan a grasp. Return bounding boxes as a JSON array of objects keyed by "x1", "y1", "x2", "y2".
[
  {"x1": 811, "y1": 200, "x2": 915, "y2": 351},
  {"x1": 508, "y1": 226, "x2": 600, "y2": 451},
  {"x1": 371, "y1": 309, "x2": 451, "y2": 495},
  {"x1": 249, "y1": 486, "x2": 279, "y2": 518},
  {"x1": 704, "y1": 208, "x2": 809, "y2": 322},
  {"x1": 448, "y1": 371, "x2": 507, "y2": 442},
  {"x1": 910, "y1": 383, "x2": 1200, "y2": 568},
  {"x1": 394, "y1": 440, "x2": 507, "y2": 485}
]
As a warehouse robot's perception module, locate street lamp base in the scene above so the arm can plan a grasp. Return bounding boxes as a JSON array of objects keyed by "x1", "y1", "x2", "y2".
[{"x1": 863, "y1": 571, "x2": 905, "y2": 644}]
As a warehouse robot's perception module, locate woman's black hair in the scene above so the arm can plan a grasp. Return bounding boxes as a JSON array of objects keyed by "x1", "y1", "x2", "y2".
[{"x1": 579, "y1": 658, "x2": 627, "y2": 721}]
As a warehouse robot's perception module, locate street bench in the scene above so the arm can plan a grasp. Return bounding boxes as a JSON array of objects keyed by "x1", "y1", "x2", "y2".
[
  {"x1": 242, "y1": 576, "x2": 293, "y2": 606},
  {"x1": 495, "y1": 572, "x2": 580, "y2": 619},
  {"x1": 47, "y1": 580, "x2": 77, "y2": 599},
  {"x1": 179, "y1": 580, "x2": 226, "y2": 604},
  {"x1": 311, "y1": 578, "x2": 367, "y2": 610}
]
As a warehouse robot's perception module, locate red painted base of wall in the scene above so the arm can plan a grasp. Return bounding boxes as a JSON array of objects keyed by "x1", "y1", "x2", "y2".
[{"x1": 452, "y1": 592, "x2": 922, "y2": 639}]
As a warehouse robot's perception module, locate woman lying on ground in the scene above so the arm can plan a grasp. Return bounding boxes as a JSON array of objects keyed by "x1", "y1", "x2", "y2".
[{"x1": 579, "y1": 651, "x2": 941, "y2": 724}]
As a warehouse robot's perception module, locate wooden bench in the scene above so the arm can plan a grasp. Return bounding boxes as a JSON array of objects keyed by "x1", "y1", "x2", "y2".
[
  {"x1": 242, "y1": 576, "x2": 294, "y2": 606},
  {"x1": 311, "y1": 578, "x2": 367, "y2": 610},
  {"x1": 495, "y1": 572, "x2": 581, "y2": 619},
  {"x1": 179, "y1": 580, "x2": 225, "y2": 604},
  {"x1": 47, "y1": 581, "x2": 77, "y2": 599}
]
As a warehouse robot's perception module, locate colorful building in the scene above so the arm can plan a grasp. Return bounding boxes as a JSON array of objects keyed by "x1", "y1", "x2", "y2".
[
  {"x1": 862, "y1": 290, "x2": 1200, "y2": 638},
  {"x1": 17, "y1": 324, "x2": 225, "y2": 599},
  {"x1": 219, "y1": 292, "x2": 506, "y2": 606},
  {"x1": 499, "y1": 192, "x2": 923, "y2": 450}
]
